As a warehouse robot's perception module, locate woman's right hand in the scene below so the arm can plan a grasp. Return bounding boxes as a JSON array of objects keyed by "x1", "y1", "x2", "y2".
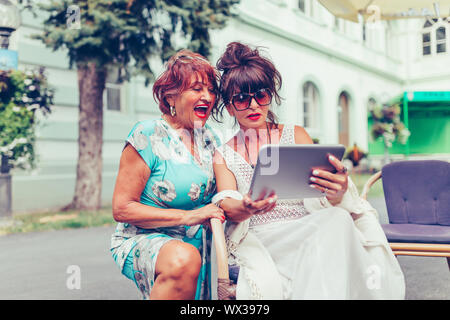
[
  {"x1": 184, "y1": 203, "x2": 225, "y2": 226},
  {"x1": 220, "y1": 193, "x2": 277, "y2": 222},
  {"x1": 242, "y1": 193, "x2": 277, "y2": 216}
]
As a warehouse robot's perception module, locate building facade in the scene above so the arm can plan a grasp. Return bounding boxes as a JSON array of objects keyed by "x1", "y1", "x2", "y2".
[{"x1": 8, "y1": 0, "x2": 450, "y2": 212}]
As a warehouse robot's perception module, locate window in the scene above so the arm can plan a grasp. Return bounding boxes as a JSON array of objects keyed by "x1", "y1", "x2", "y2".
[
  {"x1": 298, "y1": 0, "x2": 305, "y2": 12},
  {"x1": 334, "y1": 17, "x2": 340, "y2": 29},
  {"x1": 362, "y1": 23, "x2": 367, "y2": 42},
  {"x1": 337, "y1": 92, "x2": 350, "y2": 146},
  {"x1": 334, "y1": 17, "x2": 346, "y2": 34},
  {"x1": 423, "y1": 31, "x2": 431, "y2": 55},
  {"x1": 104, "y1": 67, "x2": 122, "y2": 111},
  {"x1": 436, "y1": 26, "x2": 446, "y2": 53},
  {"x1": 296, "y1": 0, "x2": 314, "y2": 18},
  {"x1": 422, "y1": 18, "x2": 449, "y2": 56},
  {"x1": 302, "y1": 82, "x2": 319, "y2": 129}
]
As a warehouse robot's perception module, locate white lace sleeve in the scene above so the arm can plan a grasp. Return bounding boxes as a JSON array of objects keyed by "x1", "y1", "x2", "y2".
[{"x1": 304, "y1": 177, "x2": 378, "y2": 219}]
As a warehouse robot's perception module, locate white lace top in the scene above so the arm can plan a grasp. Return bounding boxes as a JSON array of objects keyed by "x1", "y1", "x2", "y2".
[{"x1": 217, "y1": 124, "x2": 310, "y2": 227}]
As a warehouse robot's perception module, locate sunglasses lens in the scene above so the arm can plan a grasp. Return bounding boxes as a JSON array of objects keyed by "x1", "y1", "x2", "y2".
[
  {"x1": 232, "y1": 93, "x2": 251, "y2": 110},
  {"x1": 255, "y1": 89, "x2": 271, "y2": 105},
  {"x1": 232, "y1": 89, "x2": 272, "y2": 110}
]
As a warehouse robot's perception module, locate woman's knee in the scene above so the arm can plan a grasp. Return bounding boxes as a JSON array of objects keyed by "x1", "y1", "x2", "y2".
[{"x1": 156, "y1": 241, "x2": 202, "y2": 281}]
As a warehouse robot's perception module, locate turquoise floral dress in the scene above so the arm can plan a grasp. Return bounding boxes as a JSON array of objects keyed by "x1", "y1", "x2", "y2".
[{"x1": 110, "y1": 118, "x2": 220, "y2": 300}]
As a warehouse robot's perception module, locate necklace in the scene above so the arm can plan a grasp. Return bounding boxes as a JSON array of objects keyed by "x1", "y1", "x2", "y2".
[{"x1": 242, "y1": 122, "x2": 272, "y2": 169}]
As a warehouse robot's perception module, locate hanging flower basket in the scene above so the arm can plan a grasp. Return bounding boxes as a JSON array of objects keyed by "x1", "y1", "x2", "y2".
[{"x1": 369, "y1": 102, "x2": 410, "y2": 163}]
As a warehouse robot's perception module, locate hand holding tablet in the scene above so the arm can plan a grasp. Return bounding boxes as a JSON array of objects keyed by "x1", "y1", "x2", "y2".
[
  {"x1": 248, "y1": 144, "x2": 346, "y2": 201},
  {"x1": 309, "y1": 153, "x2": 349, "y2": 205}
]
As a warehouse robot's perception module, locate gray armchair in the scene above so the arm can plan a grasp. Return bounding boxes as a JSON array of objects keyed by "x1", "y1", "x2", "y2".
[{"x1": 362, "y1": 160, "x2": 450, "y2": 269}]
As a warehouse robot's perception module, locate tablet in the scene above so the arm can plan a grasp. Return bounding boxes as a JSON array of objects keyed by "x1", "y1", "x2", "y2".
[{"x1": 248, "y1": 144, "x2": 346, "y2": 200}]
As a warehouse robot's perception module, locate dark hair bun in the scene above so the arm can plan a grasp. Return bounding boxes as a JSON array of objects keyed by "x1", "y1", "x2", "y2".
[{"x1": 216, "y1": 42, "x2": 260, "y2": 72}]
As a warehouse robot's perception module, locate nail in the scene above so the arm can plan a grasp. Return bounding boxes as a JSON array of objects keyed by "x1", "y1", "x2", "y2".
[
  {"x1": 329, "y1": 155, "x2": 335, "y2": 161},
  {"x1": 310, "y1": 184, "x2": 315, "y2": 188},
  {"x1": 313, "y1": 170, "x2": 319, "y2": 176},
  {"x1": 310, "y1": 177, "x2": 316, "y2": 182}
]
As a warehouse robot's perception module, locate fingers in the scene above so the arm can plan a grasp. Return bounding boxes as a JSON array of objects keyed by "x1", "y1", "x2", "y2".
[
  {"x1": 309, "y1": 175, "x2": 343, "y2": 194},
  {"x1": 310, "y1": 155, "x2": 348, "y2": 192},
  {"x1": 310, "y1": 182, "x2": 339, "y2": 195},
  {"x1": 205, "y1": 203, "x2": 225, "y2": 222},
  {"x1": 327, "y1": 154, "x2": 347, "y2": 173},
  {"x1": 310, "y1": 156, "x2": 349, "y2": 200},
  {"x1": 243, "y1": 194, "x2": 277, "y2": 214}
]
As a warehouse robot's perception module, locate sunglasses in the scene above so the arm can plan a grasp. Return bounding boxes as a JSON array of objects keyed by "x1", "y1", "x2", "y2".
[{"x1": 230, "y1": 88, "x2": 272, "y2": 111}]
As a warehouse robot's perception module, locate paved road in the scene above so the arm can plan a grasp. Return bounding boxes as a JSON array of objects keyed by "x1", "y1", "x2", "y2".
[{"x1": 0, "y1": 198, "x2": 448, "y2": 300}]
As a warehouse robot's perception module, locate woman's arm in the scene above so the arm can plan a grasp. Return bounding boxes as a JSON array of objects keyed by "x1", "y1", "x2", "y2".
[
  {"x1": 112, "y1": 144, "x2": 224, "y2": 229},
  {"x1": 293, "y1": 125, "x2": 314, "y2": 145},
  {"x1": 213, "y1": 150, "x2": 276, "y2": 222}
]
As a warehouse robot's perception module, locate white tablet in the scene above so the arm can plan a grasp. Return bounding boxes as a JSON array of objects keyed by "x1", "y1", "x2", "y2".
[{"x1": 248, "y1": 144, "x2": 346, "y2": 200}]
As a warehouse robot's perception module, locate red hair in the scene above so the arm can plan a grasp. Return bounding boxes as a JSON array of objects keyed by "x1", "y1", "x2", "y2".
[{"x1": 152, "y1": 50, "x2": 220, "y2": 115}]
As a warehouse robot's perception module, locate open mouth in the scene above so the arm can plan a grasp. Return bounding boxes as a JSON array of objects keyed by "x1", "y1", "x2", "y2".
[
  {"x1": 194, "y1": 105, "x2": 209, "y2": 119},
  {"x1": 247, "y1": 113, "x2": 261, "y2": 121}
]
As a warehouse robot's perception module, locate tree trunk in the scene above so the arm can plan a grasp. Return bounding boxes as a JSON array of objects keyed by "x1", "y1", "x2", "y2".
[
  {"x1": 65, "y1": 62, "x2": 106, "y2": 211},
  {"x1": 0, "y1": 155, "x2": 12, "y2": 219}
]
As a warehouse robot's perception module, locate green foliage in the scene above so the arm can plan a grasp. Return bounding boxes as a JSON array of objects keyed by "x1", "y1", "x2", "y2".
[
  {"x1": 0, "y1": 68, "x2": 54, "y2": 171},
  {"x1": 0, "y1": 207, "x2": 115, "y2": 235},
  {"x1": 21, "y1": 0, "x2": 240, "y2": 85},
  {"x1": 369, "y1": 103, "x2": 410, "y2": 148}
]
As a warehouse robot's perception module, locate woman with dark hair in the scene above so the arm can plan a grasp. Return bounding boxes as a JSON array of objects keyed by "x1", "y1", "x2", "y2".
[
  {"x1": 110, "y1": 49, "x2": 225, "y2": 300},
  {"x1": 212, "y1": 42, "x2": 405, "y2": 299}
]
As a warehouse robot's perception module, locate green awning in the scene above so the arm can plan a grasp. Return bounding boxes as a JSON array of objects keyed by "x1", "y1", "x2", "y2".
[{"x1": 369, "y1": 91, "x2": 450, "y2": 157}]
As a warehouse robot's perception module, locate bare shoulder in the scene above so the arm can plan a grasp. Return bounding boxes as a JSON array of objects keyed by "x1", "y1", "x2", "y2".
[{"x1": 293, "y1": 125, "x2": 313, "y2": 144}]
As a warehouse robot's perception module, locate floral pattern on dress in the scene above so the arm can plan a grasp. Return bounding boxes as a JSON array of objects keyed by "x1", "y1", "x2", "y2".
[
  {"x1": 149, "y1": 126, "x2": 172, "y2": 161},
  {"x1": 131, "y1": 124, "x2": 148, "y2": 150},
  {"x1": 188, "y1": 183, "x2": 201, "y2": 201},
  {"x1": 169, "y1": 138, "x2": 190, "y2": 164},
  {"x1": 152, "y1": 180, "x2": 177, "y2": 202}
]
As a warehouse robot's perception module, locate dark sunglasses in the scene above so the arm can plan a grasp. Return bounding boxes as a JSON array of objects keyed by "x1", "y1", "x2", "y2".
[{"x1": 230, "y1": 88, "x2": 272, "y2": 111}]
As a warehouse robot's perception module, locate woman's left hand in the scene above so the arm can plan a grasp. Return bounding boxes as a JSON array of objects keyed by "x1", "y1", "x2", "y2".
[{"x1": 309, "y1": 155, "x2": 348, "y2": 206}]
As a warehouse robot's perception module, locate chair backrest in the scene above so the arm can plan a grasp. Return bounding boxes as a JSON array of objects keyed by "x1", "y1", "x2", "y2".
[{"x1": 382, "y1": 160, "x2": 450, "y2": 226}]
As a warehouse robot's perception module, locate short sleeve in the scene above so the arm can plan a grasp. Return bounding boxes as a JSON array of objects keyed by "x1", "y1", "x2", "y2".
[{"x1": 126, "y1": 120, "x2": 158, "y2": 171}]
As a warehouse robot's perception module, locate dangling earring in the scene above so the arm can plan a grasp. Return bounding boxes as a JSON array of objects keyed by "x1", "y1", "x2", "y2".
[{"x1": 170, "y1": 105, "x2": 176, "y2": 117}]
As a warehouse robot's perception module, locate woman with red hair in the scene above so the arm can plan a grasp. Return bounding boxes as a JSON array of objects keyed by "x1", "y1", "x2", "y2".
[{"x1": 110, "y1": 50, "x2": 225, "y2": 300}]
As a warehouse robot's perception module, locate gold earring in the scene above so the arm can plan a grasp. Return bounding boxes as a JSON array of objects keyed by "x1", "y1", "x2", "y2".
[{"x1": 170, "y1": 105, "x2": 176, "y2": 117}]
